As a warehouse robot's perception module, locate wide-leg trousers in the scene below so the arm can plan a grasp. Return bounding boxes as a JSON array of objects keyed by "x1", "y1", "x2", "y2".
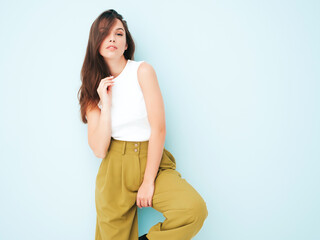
[{"x1": 95, "y1": 137, "x2": 208, "y2": 240}]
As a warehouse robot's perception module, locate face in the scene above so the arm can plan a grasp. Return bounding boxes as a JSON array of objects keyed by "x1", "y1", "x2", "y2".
[{"x1": 99, "y1": 19, "x2": 128, "y2": 60}]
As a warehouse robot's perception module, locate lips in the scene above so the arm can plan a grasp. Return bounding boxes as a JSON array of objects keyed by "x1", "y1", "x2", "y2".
[{"x1": 107, "y1": 45, "x2": 117, "y2": 49}]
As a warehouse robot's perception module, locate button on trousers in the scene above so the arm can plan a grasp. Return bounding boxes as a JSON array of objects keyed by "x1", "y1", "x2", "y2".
[{"x1": 95, "y1": 137, "x2": 208, "y2": 240}]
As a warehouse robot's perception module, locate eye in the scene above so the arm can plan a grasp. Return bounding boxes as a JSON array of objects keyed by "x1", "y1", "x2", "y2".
[{"x1": 117, "y1": 33, "x2": 123, "y2": 36}]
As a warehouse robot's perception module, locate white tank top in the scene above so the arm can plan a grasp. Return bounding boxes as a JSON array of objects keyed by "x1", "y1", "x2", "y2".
[{"x1": 97, "y1": 59, "x2": 151, "y2": 141}]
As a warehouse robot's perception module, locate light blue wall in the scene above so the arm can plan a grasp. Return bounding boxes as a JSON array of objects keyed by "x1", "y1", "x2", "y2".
[{"x1": 0, "y1": 0, "x2": 319, "y2": 239}]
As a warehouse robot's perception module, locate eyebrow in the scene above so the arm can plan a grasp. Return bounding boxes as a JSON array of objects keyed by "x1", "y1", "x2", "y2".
[{"x1": 115, "y1": 28, "x2": 124, "y2": 31}]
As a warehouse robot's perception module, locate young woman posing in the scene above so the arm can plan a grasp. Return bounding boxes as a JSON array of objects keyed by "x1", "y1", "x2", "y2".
[{"x1": 78, "y1": 9, "x2": 208, "y2": 240}]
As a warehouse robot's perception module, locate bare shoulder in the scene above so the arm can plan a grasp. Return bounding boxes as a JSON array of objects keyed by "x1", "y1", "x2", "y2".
[
  {"x1": 138, "y1": 61, "x2": 155, "y2": 73},
  {"x1": 137, "y1": 61, "x2": 157, "y2": 86}
]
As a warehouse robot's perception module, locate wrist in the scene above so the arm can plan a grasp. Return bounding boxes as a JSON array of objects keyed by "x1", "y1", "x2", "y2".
[
  {"x1": 142, "y1": 178, "x2": 155, "y2": 185},
  {"x1": 100, "y1": 105, "x2": 111, "y2": 113}
]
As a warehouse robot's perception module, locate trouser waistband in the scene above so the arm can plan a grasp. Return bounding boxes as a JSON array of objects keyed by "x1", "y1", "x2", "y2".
[{"x1": 109, "y1": 137, "x2": 149, "y2": 155}]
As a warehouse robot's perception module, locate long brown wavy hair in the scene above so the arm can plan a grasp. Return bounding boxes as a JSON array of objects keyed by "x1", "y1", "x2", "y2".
[{"x1": 77, "y1": 9, "x2": 135, "y2": 123}]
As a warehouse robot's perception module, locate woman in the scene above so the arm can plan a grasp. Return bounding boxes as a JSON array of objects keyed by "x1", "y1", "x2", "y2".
[{"x1": 78, "y1": 9, "x2": 208, "y2": 240}]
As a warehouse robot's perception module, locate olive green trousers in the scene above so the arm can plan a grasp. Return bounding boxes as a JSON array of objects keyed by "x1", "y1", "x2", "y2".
[{"x1": 95, "y1": 138, "x2": 208, "y2": 240}]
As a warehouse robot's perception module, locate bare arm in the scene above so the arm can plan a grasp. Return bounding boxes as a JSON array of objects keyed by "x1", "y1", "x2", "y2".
[
  {"x1": 86, "y1": 105, "x2": 112, "y2": 158},
  {"x1": 138, "y1": 62, "x2": 166, "y2": 184}
]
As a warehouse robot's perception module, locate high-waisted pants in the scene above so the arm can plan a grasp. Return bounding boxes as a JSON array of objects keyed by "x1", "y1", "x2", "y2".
[{"x1": 95, "y1": 137, "x2": 208, "y2": 240}]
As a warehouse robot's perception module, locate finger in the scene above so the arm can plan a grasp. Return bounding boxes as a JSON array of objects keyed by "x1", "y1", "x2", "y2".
[
  {"x1": 139, "y1": 198, "x2": 145, "y2": 208},
  {"x1": 103, "y1": 76, "x2": 114, "y2": 80},
  {"x1": 140, "y1": 199, "x2": 145, "y2": 208},
  {"x1": 101, "y1": 82, "x2": 115, "y2": 90},
  {"x1": 104, "y1": 77, "x2": 114, "y2": 83},
  {"x1": 137, "y1": 198, "x2": 141, "y2": 208},
  {"x1": 103, "y1": 78, "x2": 115, "y2": 83},
  {"x1": 143, "y1": 199, "x2": 148, "y2": 208},
  {"x1": 99, "y1": 77, "x2": 114, "y2": 85},
  {"x1": 101, "y1": 80, "x2": 115, "y2": 87},
  {"x1": 103, "y1": 82, "x2": 114, "y2": 87}
]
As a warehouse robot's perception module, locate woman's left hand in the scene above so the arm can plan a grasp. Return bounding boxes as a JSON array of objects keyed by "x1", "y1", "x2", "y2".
[{"x1": 136, "y1": 181, "x2": 155, "y2": 208}]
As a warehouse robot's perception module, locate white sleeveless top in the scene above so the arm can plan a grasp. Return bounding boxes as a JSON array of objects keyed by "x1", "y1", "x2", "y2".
[{"x1": 97, "y1": 59, "x2": 151, "y2": 141}]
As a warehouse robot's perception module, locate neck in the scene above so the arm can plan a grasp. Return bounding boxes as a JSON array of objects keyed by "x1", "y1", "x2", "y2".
[{"x1": 105, "y1": 56, "x2": 128, "y2": 77}]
